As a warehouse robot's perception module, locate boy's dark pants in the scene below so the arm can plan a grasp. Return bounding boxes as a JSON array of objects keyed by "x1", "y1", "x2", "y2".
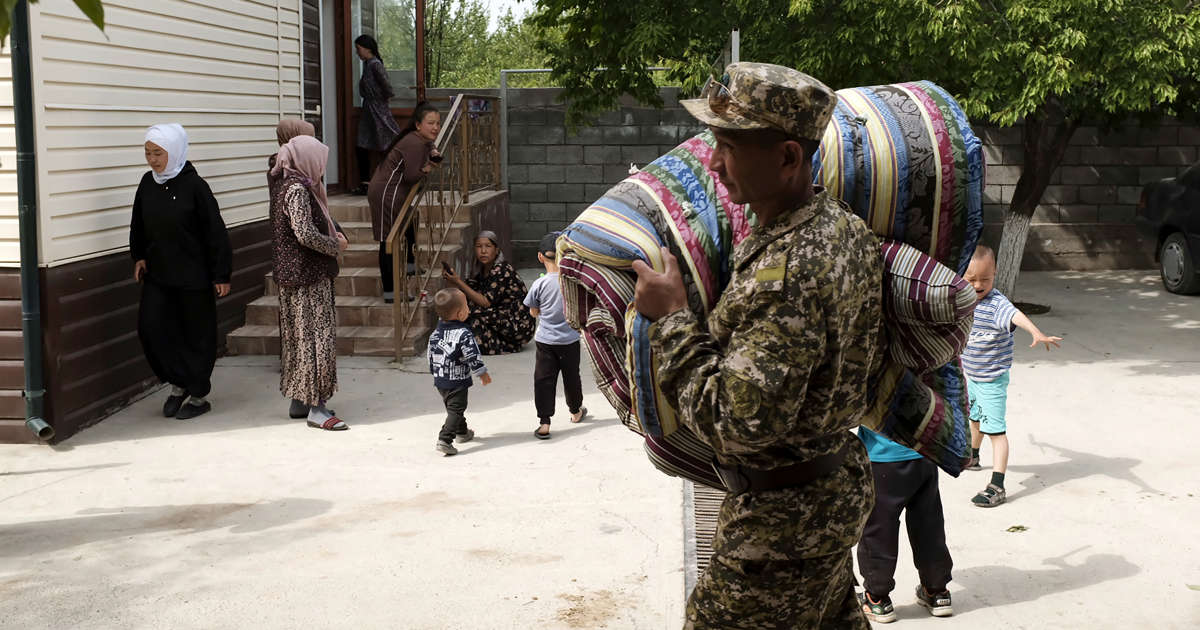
[
  {"x1": 534, "y1": 341, "x2": 583, "y2": 423},
  {"x1": 856, "y1": 458, "x2": 953, "y2": 598},
  {"x1": 437, "y1": 386, "x2": 469, "y2": 443}
]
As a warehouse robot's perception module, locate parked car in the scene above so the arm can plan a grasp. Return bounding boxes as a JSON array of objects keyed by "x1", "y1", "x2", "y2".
[{"x1": 1136, "y1": 160, "x2": 1200, "y2": 294}]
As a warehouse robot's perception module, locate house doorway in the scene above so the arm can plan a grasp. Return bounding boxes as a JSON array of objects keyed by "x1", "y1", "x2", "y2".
[{"x1": 302, "y1": 0, "x2": 425, "y2": 192}]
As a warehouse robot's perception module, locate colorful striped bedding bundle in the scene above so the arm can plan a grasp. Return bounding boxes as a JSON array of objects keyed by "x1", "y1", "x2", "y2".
[{"x1": 558, "y1": 81, "x2": 984, "y2": 489}]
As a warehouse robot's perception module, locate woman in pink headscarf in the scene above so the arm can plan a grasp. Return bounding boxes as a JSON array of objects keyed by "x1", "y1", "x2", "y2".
[{"x1": 270, "y1": 134, "x2": 350, "y2": 430}]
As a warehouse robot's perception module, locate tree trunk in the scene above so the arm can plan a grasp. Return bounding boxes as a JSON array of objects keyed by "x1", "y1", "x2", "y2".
[
  {"x1": 994, "y1": 101, "x2": 1079, "y2": 298},
  {"x1": 995, "y1": 211, "x2": 1033, "y2": 297}
]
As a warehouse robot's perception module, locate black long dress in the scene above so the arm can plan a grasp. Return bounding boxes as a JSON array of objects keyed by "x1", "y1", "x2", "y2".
[{"x1": 129, "y1": 161, "x2": 232, "y2": 398}]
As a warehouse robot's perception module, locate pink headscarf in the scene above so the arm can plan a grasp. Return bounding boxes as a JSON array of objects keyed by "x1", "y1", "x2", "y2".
[{"x1": 271, "y1": 135, "x2": 336, "y2": 236}]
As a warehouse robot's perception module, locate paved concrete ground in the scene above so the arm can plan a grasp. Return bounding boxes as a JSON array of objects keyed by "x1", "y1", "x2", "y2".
[
  {"x1": 0, "y1": 355, "x2": 684, "y2": 630},
  {"x1": 1, "y1": 270, "x2": 1198, "y2": 629},
  {"x1": 859, "y1": 271, "x2": 1200, "y2": 629}
]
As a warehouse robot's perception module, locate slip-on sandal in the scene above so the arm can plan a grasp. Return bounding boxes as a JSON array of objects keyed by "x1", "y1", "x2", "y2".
[{"x1": 307, "y1": 416, "x2": 349, "y2": 431}]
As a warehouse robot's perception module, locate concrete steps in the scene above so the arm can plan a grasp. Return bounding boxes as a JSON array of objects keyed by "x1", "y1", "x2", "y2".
[
  {"x1": 264, "y1": 267, "x2": 382, "y2": 297},
  {"x1": 338, "y1": 220, "x2": 473, "y2": 246},
  {"x1": 246, "y1": 294, "x2": 437, "y2": 330},
  {"x1": 226, "y1": 324, "x2": 413, "y2": 358},
  {"x1": 225, "y1": 193, "x2": 485, "y2": 358}
]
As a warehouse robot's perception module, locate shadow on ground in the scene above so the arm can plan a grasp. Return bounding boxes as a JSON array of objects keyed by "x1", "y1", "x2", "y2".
[
  {"x1": 0, "y1": 498, "x2": 332, "y2": 558},
  {"x1": 1022, "y1": 271, "x2": 1200, "y2": 376},
  {"x1": 1002, "y1": 436, "x2": 1160, "y2": 503},
  {"x1": 454, "y1": 416, "x2": 618, "y2": 456},
  {"x1": 947, "y1": 547, "x2": 1140, "y2": 615}
]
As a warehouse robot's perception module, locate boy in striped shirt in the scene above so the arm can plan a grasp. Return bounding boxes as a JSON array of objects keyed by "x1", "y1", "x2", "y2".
[{"x1": 961, "y1": 246, "x2": 1061, "y2": 507}]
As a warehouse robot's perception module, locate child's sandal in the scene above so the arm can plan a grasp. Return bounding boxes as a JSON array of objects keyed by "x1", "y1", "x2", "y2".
[{"x1": 971, "y1": 483, "x2": 1006, "y2": 507}]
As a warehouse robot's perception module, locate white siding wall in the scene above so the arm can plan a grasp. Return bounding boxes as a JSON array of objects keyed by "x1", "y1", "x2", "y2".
[
  {"x1": 16, "y1": 0, "x2": 303, "y2": 266},
  {"x1": 0, "y1": 42, "x2": 17, "y2": 265}
]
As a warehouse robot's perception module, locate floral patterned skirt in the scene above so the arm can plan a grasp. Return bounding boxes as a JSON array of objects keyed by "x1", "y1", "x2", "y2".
[
  {"x1": 470, "y1": 302, "x2": 535, "y2": 355},
  {"x1": 278, "y1": 279, "x2": 338, "y2": 405}
]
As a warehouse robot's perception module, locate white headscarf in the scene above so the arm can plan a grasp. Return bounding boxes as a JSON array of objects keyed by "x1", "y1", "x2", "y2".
[{"x1": 144, "y1": 123, "x2": 189, "y2": 184}]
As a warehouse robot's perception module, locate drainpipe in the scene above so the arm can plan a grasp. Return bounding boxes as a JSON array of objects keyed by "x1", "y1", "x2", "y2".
[{"x1": 10, "y1": 0, "x2": 52, "y2": 441}]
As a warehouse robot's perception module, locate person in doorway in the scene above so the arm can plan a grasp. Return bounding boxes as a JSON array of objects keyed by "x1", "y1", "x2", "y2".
[
  {"x1": 130, "y1": 123, "x2": 233, "y2": 420},
  {"x1": 855, "y1": 427, "x2": 955, "y2": 622},
  {"x1": 270, "y1": 134, "x2": 350, "y2": 431},
  {"x1": 630, "y1": 63, "x2": 884, "y2": 628},
  {"x1": 443, "y1": 231, "x2": 535, "y2": 355},
  {"x1": 352, "y1": 34, "x2": 402, "y2": 194},
  {"x1": 961, "y1": 245, "x2": 1062, "y2": 506},
  {"x1": 367, "y1": 101, "x2": 441, "y2": 303},
  {"x1": 524, "y1": 232, "x2": 587, "y2": 439}
]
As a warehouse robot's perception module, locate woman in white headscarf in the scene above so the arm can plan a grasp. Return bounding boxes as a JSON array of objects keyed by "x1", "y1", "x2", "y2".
[{"x1": 130, "y1": 123, "x2": 233, "y2": 420}]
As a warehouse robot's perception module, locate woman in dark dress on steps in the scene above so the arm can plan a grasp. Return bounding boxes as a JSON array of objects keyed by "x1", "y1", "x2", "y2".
[
  {"x1": 352, "y1": 34, "x2": 403, "y2": 194},
  {"x1": 130, "y1": 123, "x2": 232, "y2": 420},
  {"x1": 367, "y1": 101, "x2": 441, "y2": 303}
]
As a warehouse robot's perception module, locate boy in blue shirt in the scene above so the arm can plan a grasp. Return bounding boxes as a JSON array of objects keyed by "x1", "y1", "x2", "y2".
[
  {"x1": 855, "y1": 427, "x2": 954, "y2": 623},
  {"x1": 428, "y1": 287, "x2": 490, "y2": 456},
  {"x1": 961, "y1": 245, "x2": 1061, "y2": 506},
  {"x1": 524, "y1": 232, "x2": 586, "y2": 439}
]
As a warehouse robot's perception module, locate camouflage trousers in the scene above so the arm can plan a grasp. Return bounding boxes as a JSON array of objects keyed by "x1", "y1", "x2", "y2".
[{"x1": 685, "y1": 443, "x2": 874, "y2": 629}]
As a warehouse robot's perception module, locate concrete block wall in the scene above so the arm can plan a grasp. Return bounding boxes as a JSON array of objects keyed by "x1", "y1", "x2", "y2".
[
  {"x1": 978, "y1": 118, "x2": 1199, "y2": 270},
  {"x1": 430, "y1": 87, "x2": 1199, "y2": 270},
  {"x1": 503, "y1": 88, "x2": 704, "y2": 262}
]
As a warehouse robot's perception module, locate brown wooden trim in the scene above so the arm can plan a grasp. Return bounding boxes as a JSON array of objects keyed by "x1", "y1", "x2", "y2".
[
  {"x1": 0, "y1": 273, "x2": 19, "y2": 300},
  {"x1": 0, "y1": 301, "x2": 19, "y2": 330},
  {"x1": 0, "y1": 419, "x2": 38, "y2": 444},
  {"x1": 12, "y1": 219, "x2": 272, "y2": 444},
  {"x1": 416, "y1": 0, "x2": 426, "y2": 101},
  {"x1": 337, "y1": 0, "x2": 352, "y2": 189},
  {"x1": 0, "y1": 359, "x2": 24, "y2": 391}
]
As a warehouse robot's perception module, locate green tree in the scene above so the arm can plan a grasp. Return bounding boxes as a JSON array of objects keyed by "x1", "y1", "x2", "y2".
[
  {"x1": 1, "y1": 0, "x2": 103, "y2": 41},
  {"x1": 530, "y1": 0, "x2": 1200, "y2": 296},
  {"x1": 421, "y1": 0, "x2": 553, "y2": 88}
]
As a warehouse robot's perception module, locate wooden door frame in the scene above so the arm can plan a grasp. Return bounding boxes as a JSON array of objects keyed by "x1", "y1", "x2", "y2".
[{"x1": 334, "y1": 0, "x2": 427, "y2": 193}]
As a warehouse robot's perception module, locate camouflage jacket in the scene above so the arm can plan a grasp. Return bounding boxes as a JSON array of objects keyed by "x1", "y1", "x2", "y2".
[{"x1": 649, "y1": 190, "x2": 884, "y2": 471}]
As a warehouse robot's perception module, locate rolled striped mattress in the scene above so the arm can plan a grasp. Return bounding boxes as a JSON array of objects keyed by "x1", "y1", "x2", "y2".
[{"x1": 559, "y1": 81, "x2": 983, "y2": 489}]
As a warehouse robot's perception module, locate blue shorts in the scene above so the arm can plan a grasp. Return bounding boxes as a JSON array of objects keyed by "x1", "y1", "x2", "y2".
[{"x1": 967, "y1": 373, "x2": 1010, "y2": 434}]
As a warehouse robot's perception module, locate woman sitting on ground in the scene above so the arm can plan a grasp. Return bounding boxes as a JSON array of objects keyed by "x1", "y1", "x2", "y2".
[{"x1": 443, "y1": 231, "x2": 535, "y2": 355}]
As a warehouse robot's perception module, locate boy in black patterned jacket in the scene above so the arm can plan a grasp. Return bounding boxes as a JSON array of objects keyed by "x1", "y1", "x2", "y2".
[{"x1": 427, "y1": 288, "x2": 491, "y2": 456}]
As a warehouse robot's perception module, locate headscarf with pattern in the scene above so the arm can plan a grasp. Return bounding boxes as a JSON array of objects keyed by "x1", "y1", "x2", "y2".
[{"x1": 271, "y1": 135, "x2": 336, "y2": 236}]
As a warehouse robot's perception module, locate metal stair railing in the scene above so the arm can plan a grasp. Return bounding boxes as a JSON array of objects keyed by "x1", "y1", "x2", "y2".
[{"x1": 385, "y1": 93, "x2": 502, "y2": 359}]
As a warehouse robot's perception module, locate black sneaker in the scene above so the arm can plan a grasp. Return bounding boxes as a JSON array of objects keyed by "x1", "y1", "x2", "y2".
[
  {"x1": 162, "y1": 394, "x2": 186, "y2": 418},
  {"x1": 856, "y1": 591, "x2": 897, "y2": 623},
  {"x1": 436, "y1": 440, "x2": 458, "y2": 456},
  {"x1": 455, "y1": 429, "x2": 475, "y2": 443},
  {"x1": 175, "y1": 400, "x2": 211, "y2": 420},
  {"x1": 915, "y1": 585, "x2": 953, "y2": 617}
]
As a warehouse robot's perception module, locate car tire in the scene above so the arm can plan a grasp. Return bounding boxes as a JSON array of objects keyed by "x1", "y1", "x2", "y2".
[{"x1": 1160, "y1": 232, "x2": 1200, "y2": 294}]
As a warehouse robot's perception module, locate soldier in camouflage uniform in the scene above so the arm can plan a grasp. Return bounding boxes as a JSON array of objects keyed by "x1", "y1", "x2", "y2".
[{"x1": 632, "y1": 63, "x2": 884, "y2": 628}]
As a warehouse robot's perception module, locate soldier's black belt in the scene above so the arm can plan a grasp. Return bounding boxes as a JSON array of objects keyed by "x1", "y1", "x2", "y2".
[{"x1": 713, "y1": 442, "x2": 851, "y2": 495}]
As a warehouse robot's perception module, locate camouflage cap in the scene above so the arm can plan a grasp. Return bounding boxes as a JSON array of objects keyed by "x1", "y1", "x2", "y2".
[{"x1": 681, "y1": 62, "x2": 837, "y2": 143}]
